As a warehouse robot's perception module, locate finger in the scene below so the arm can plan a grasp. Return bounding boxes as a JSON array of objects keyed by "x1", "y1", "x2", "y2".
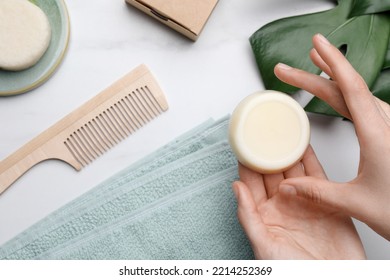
[
  {"x1": 274, "y1": 63, "x2": 351, "y2": 119},
  {"x1": 374, "y1": 97, "x2": 390, "y2": 123},
  {"x1": 301, "y1": 145, "x2": 327, "y2": 179},
  {"x1": 279, "y1": 176, "x2": 363, "y2": 218},
  {"x1": 232, "y1": 181, "x2": 269, "y2": 252},
  {"x1": 312, "y1": 34, "x2": 384, "y2": 134},
  {"x1": 238, "y1": 162, "x2": 267, "y2": 205},
  {"x1": 283, "y1": 162, "x2": 305, "y2": 178},
  {"x1": 310, "y1": 48, "x2": 334, "y2": 79},
  {"x1": 263, "y1": 173, "x2": 284, "y2": 198}
]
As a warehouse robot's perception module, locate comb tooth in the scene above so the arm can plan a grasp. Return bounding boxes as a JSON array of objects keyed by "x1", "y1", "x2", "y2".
[
  {"x1": 135, "y1": 89, "x2": 155, "y2": 120},
  {"x1": 100, "y1": 111, "x2": 121, "y2": 141},
  {"x1": 73, "y1": 130, "x2": 94, "y2": 163},
  {"x1": 68, "y1": 135, "x2": 87, "y2": 166},
  {"x1": 115, "y1": 100, "x2": 135, "y2": 134},
  {"x1": 114, "y1": 103, "x2": 134, "y2": 134},
  {"x1": 124, "y1": 95, "x2": 144, "y2": 128},
  {"x1": 126, "y1": 93, "x2": 148, "y2": 125},
  {"x1": 141, "y1": 88, "x2": 160, "y2": 118},
  {"x1": 111, "y1": 104, "x2": 132, "y2": 136},
  {"x1": 122, "y1": 98, "x2": 142, "y2": 130},
  {"x1": 131, "y1": 90, "x2": 152, "y2": 122},
  {"x1": 106, "y1": 108, "x2": 127, "y2": 139},
  {"x1": 117, "y1": 100, "x2": 137, "y2": 132},
  {"x1": 95, "y1": 115, "x2": 117, "y2": 146},
  {"x1": 81, "y1": 124, "x2": 104, "y2": 157},
  {"x1": 77, "y1": 127, "x2": 98, "y2": 160},
  {"x1": 144, "y1": 86, "x2": 164, "y2": 114},
  {"x1": 90, "y1": 119, "x2": 110, "y2": 152},
  {"x1": 72, "y1": 132, "x2": 93, "y2": 164},
  {"x1": 141, "y1": 87, "x2": 160, "y2": 116},
  {"x1": 101, "y1": 111, "x2": 122, "y2": 142},
  {"x1": 67, "y1": 135, "x2": 88, "y2": 166},
  {"x1": 126, "y1": 94, "x2": 146, "y2": 128},
  {"x1": 140, "y1": 88, "x2": 158, "y2": 118},
  {"x1": 64, "y1": 139, "x2": 84, "y2": 167},
  {"x1": 103, "y1": 111, "x2": 123, "y2": 142}
]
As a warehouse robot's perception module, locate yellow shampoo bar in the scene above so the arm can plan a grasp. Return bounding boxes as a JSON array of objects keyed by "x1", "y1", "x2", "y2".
[{"x1": 229, "y1": 91, "x2": 310, "y2": 173}]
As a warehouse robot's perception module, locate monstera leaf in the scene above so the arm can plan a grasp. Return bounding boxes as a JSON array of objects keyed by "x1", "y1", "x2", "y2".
[
  {"x1": 327, "y1": 14, "x2": 390, "y2": 87},
  {"x1": 304, "y1": 68, "x2": 390, "y2": 117},
  {"x1": 304, "y1": 13, "x2": 390, "y2": 117},
  {"x1": 250, "y1": 0, "x2": 352, "y2": 93},
  {"x1": 304, "y1": 96, "x2": 340, "y2": 117},
  {"x1": 305, "y1": 68, "x2": 390, "y2": 117},
  {"x1": 250, "y1": 0, "x2": 390, "y2": 117},
  {"x1": 350, "y1": 0, "x2": 390, "y2": 16}
]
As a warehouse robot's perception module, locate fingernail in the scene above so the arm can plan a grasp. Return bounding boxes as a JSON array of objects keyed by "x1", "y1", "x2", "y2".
[
  {"x1": 279, "y1": 184, "x2": 297, "y2": 196},
  {"x1": 316, "y1": 33, "x2": 330, "y2": 46},
  {"x1": 276, "y1": 63, "x2": 292, "y2": 70}
]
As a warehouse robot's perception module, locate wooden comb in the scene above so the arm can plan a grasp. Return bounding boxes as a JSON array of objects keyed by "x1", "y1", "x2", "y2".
[{"x1": 0, "y1": 65, "x2": 168, "y2": 194}]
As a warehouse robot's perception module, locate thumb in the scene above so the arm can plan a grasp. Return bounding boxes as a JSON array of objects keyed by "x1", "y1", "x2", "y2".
[
  {"x1": 232, "y1": 181, "x2": 268, "y2": 251},
  {"x1": 279, "y1": 176, "x2": 359, "y2": 216}
]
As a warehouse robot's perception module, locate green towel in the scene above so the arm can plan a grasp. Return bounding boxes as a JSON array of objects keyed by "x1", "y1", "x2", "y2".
[{"x1": 0, "y1": 116, "x2": 254, "y2": 260}]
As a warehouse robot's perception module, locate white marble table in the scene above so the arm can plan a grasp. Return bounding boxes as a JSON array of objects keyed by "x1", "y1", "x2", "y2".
[{"x1": 0, "y1": 0, "x2": 389, "y2": 259}]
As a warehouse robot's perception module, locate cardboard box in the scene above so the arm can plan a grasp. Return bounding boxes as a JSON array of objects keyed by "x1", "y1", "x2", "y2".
[{"x1": 126, "y1": 0, "x2": 219, "y2": 41}]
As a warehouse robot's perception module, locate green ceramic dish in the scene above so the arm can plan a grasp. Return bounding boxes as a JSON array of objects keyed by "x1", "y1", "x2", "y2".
[{"x1": 0, "y1": 0, "x2": 70, "y2": 96}]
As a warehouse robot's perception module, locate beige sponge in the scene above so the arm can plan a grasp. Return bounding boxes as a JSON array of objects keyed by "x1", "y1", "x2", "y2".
[{"x1": 0, "y1": 0, "x2": 51, "y2": 71}]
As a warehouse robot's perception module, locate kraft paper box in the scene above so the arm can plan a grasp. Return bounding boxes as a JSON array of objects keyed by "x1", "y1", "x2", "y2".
[{"x1": 126, "y1": 0, "x2": 219, "y2": 41}]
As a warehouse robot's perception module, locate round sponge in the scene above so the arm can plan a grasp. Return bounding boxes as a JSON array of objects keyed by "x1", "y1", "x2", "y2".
[{"x1": 0, "y1": 0, "x2": 51, "y2": 71}]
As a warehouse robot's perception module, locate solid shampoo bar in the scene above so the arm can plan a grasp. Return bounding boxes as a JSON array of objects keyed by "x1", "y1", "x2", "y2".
[{"x1": 229, "y1": 91, "x2": 310, "y2": 173}]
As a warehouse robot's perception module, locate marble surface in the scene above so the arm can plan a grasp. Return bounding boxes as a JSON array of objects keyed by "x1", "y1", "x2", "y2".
[{"x1": 0, "y1": 0, "x2": 389, "y2": 259}]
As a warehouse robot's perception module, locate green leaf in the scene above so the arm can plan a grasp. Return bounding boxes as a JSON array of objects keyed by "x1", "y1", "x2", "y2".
[
  {"x1": 250, "y1": 0, "x2": 390, "y2": 117},
  {"x1": 249, "y1": 0, "x2": 352, "y2": 93},
  {"x1": 304, "y1": 14, "x2": 390, "y2": 117},
  {"x1": 304, "y1": 68, "x2": 390, "y2": 117},
  {"x1": 304, "y1": 97, "x2": 340, "y2": 117},
  {"x1": 305, "y1": 67, "x2": 390, "y2": 118},
  {"x1": 372, "y1": 68, "x2": 390, "y2": 103},
  {"x1": 349, "y1": 0, "x2": 390, "y2": 17},
  {"x1": 327, "y1": 14, "x2": 390, "y2": 87}
]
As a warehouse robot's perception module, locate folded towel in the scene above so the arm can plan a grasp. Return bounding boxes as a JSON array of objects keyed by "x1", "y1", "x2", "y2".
[
  {"x1": 40, "y1": 167, "x2": 253, "y2": 260},
  {"x1": 0, "y1": 116, "x2": 253, "y2": 260}
]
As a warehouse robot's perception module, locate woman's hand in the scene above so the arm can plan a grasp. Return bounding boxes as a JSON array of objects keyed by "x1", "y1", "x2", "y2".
[
  {"x1": 233, "y1": 146, "x2": 366, "y2": 260},
  {"x1": 274, "y1": 33, "x2": 390, "y2": 240}
]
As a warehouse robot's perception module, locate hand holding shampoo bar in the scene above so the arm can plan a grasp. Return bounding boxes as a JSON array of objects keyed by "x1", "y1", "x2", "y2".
[{"x1": 229, "y1": 91, "x2": 310, "y2": 174}]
